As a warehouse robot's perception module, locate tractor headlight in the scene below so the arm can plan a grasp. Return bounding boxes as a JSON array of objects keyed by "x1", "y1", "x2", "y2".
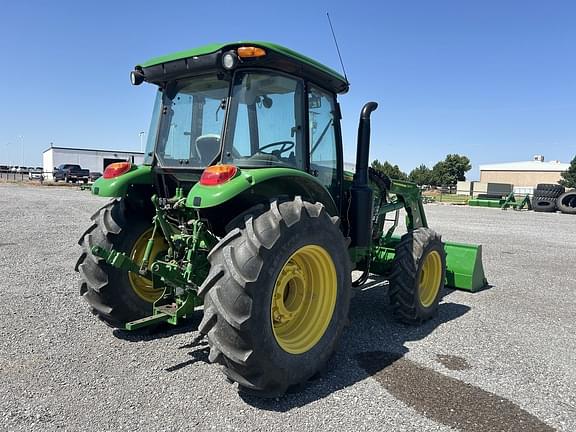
[
  {"x1": 222, "y1": 51, "x2": 238, "y2": 70},
  {"x1": 130, "y1": 69, "x2": 145, "y2": 86}
]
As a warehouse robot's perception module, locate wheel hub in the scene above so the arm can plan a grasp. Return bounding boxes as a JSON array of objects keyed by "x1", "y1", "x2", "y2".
[
  {"x1": 272, "y1": 263, "x2": 307, "y2": 324},
  {"x1": 128, "y1": 228, "x2": 168, "y2": 303},
  {"x1": 270, "y1": 245, "x2": 337, "y2": 354},
  {"x1": 418, "y1": 250, "x2": 442, "y2": 307}
]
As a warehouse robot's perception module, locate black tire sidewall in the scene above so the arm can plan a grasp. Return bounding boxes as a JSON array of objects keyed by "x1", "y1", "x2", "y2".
[
  {"x1": 557, "y1": 192, "x2": 576, "y2": 214},
  {"x1": 532, "y1": 197, "x2": 557, "y2": 212},
  {"x1": 245, "y1": 212, "x2": 350, "y2": 384},
  {"x1": 390, "y1": 228, "x2": 446, "y2": 323}
]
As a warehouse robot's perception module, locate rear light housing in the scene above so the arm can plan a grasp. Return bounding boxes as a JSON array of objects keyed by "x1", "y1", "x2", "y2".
[
  {"x1": 200, "y1": 165, "x2": 238, "y2": 186},
  {"x1": 103, "y1": 162, "x2": 132, "y2": 179}
]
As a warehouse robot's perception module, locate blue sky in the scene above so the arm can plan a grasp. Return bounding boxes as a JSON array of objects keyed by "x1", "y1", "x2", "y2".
[{"x1": 0, "y1": 0, "x2": 574, "y2": 179}]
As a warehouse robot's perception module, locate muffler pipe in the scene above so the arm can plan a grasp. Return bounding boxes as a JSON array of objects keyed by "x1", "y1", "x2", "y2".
[
  {"x1": 350, "y1": 102, "x2": 378, "y2": 249},
  {"x1": 354, "y1": 102, "x2": 378, "y2": 188}
]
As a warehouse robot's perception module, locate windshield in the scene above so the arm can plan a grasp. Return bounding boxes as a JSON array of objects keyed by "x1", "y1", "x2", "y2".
[
  {"x1": 222, "y1": 71, "x2": 305, "y2": 169},
  {"x1": 152, "y1": 75, "x2": 229, "y2": 168}
]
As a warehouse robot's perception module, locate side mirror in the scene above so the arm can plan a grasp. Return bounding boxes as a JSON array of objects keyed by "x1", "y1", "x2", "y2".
[{"x1": 262, "y1": 95, "x2": 273, "y2": 109}]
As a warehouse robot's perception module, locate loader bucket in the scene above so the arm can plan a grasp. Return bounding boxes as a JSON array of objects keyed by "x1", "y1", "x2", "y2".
[{"x1": 444, "y1": 242, "x2": 487, "y2": 292}]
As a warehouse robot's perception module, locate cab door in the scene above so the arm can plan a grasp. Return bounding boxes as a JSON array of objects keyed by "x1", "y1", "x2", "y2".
[{"x1": 308, "y1": 85, "x2": 343, "y2": 206}]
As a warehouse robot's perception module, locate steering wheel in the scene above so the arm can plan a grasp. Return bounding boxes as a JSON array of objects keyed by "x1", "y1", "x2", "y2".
[{"x1": 258, "y1": 140, "x2": 295, "y2": 155}]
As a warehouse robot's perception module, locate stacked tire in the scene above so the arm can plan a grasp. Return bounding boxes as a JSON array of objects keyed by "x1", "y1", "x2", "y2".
[
  {"x1": 556, "y1": 190, "x2": 576, "y2": 215},
  {"x1": 531, "y1": 184, "x2": 565, "y2": 212}
]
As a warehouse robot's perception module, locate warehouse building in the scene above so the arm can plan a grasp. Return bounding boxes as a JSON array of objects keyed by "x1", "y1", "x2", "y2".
[
  {"x1": 479, "y1": 155, "x2": 569, "y2": 188},
  {"x1": 42, "y1": 146, "x2": 145, "y2": 180}
]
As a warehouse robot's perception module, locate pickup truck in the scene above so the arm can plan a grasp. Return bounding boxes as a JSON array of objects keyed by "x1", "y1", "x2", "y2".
[{"x1": 53, "y1": 164, "x2": 90, "y2": 183}]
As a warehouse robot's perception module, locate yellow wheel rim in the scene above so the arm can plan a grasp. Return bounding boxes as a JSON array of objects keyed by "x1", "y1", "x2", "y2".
[
  {"x1": 127, "y1": 228, "x2": 167, "y2": 303},
  {"x1": 271, "y1": 245, "x2": 337, "y2": 355},
  {"x1": 418, "y1": 250, "x2": 443, "y2": 307}
]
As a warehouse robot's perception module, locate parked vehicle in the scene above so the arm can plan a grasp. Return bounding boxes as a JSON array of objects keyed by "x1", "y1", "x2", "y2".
[
  {"x1": 53, "y1": 164, "x2": 90, "y2": 183},
  {"x1": 28, "y1": 167, "x2": 44, "y2": 180},
  {"x1": 0, "y1": 165, "x2": 10, "y2": 173},
  {"x1": 89, "y1": 172, "x2": 102, "y2": 182}
]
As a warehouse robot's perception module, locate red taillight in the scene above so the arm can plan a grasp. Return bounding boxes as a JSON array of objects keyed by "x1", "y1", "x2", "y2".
[
  {"x1": 103, "y1": 162, "x2": 132, "y2": 179},
  {"x1": 200, "y1": 165, "x2": 238, "y2": 186}
]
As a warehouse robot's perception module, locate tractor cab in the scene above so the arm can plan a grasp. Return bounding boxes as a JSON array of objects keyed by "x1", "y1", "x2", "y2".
[{"x1": 132, "y1": 42, "x2": 348, "y2": 207}]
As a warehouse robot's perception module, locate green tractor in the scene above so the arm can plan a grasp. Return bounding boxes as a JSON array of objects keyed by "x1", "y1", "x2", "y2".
[{"x1": 76, "y1": 41, "x2": 486, "y2": 396}]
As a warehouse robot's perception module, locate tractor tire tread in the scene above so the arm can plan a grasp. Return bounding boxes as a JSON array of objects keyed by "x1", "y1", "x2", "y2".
[
  {"x1": 389, "y1": 228, "x2": 445, "y2": 324},
  {"x1": 535, "y1": 184, "x2": 565, "y2": 196},
  {"x1": 533, "y1": 190, "x2": 562, "y2": 199},
  {"x1": 532, "y1": 196, "x2": 557, "y2": 212},
  {"x1": 76, "y1": 198, "x2": 153, "y2": 327},
  {"x1": 198, "y1": 197, "x2": 351, "y2": 397}
]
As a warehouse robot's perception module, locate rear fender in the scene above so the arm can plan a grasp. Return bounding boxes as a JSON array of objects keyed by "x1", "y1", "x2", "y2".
[
  {"x1": 91, "y1": 165, "x2": 154, "y2": 198},
  {"x1": 91, "y1": 165, "x2": 155, "y2": 213},
  {"x1": 187, "y1": 168, "x2": 337, "y2": 236}
]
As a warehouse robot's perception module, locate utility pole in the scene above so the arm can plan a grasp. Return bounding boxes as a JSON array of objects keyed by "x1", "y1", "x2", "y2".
[
  {"x1": 139, "y1": 132, "x2": 145, "y2": 153},
  {"x1": 18, "y1": 135, "x2": 24, "y2": 166}
]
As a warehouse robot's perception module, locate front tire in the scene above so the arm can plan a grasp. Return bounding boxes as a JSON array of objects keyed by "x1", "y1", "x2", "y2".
[
  {"x1": 75, "y1": 199, "x2": 164, "y2": 327},
  {"x1": 198, "y1": 197, "x2": 351, "y2": 396}
]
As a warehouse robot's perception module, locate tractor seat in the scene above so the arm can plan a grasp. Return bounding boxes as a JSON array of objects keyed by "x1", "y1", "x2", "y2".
[{"x1": 195, "y1": 134, "x2": 221, "y2": 165}]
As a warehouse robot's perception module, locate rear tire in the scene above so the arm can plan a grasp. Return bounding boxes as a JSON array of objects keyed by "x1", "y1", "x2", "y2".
[
  {"x1": 389, "y1": 228, "x2": 446, "y2": 324},
  {"x1": 75, "y1": 199, "x2": 160, "y2": 327},
  {"x1": 198, "y1": 197, "x2": 351, "y2": 397}
]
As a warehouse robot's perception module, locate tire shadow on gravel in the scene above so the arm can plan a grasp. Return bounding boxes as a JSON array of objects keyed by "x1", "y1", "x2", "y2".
[{"x1": 240, "y1": 279, "x2": 471, "y2": 411}]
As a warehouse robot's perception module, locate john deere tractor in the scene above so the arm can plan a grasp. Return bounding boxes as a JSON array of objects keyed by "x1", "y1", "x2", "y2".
[{"x1": 76, "y1": 41, "x2": 486, "y2": 396}]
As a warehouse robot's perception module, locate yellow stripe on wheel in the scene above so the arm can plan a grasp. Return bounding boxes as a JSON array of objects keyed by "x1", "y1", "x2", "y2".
[
  {"x1": 418, "y1": 250, "x2": 443, "y2": 307},
  {"x1": 127, "y1": 228, "x2": 167, "y2": 303},
  {"x1": 271, "y1": 245, "x2": 337, "y2": 354}
]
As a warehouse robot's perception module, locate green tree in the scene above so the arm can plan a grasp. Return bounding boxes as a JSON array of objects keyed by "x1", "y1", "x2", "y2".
[
  {"x1": 559, "y1": 156, "x2": 576, "y2": 188},
  {"x1": 431, "y1": 161, "x2": 448, "y2": 186},
  {"x1": 371, "y1": 159, "x2": 408, "y2": 180},
  {"x1": 431, "y1": 154, "x2": 471, "y2": 186},
  {"x1": 408, "y1": 164, "x2": 433, "y2": 185}
]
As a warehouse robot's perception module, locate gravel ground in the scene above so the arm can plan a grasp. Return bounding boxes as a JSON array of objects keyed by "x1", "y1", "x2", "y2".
[{"x1": 1, "y1": 183, "x2": 574, "y2": 431}]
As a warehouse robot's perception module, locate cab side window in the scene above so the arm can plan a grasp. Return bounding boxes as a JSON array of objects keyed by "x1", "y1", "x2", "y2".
[{"x1": 308, "y1": 86, "x2": 338, "y2": 194}]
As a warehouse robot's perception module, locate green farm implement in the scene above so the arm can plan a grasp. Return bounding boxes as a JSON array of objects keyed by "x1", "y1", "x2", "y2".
[
  {"x1": 76, "y1": 41, "x2": 486, "y2": 396},
  {"x1": 501, "y1": 192, "x2": 532, "y2": 210},
  {"x1": 468, "y1": 192, "x2": 532, "y2": 210}
]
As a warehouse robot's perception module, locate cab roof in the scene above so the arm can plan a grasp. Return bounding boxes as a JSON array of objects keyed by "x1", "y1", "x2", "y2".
[{"x1": 137, "y1": 41, "x2": 349, "y2": 94}]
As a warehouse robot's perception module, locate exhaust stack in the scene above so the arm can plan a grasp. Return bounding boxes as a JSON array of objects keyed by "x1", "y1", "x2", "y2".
[{"x1": 350, "y1": 102, "x2": 378, "y2": 249}]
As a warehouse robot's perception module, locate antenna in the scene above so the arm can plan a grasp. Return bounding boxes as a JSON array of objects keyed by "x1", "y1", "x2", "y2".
[{"x1": 326, "y1": 12, "x2": 349, "y2": 85}]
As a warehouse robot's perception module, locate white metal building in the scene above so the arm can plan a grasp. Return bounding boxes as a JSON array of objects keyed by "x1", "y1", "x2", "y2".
[
  {"x1": 479, "y1": 156, "x2": 569, "y2": 188},
  {"x1": 42, "y1": 146, "x2": 145, "y2": 180}
]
